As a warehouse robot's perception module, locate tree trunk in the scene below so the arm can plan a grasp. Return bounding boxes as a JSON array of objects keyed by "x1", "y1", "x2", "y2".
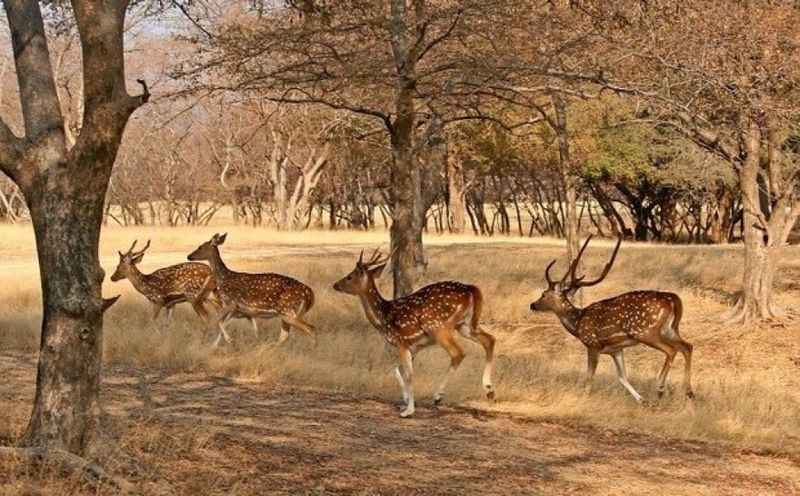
[
  {"x1": 728, "y1": 116, "x2": 776, "y2": 322},
  {"x1": 390, "y1": 136, "x2": 426, "y2": 297},
  {"x1": 552, "y1": 92, "x2": 582, "y2": 303},
  {"x1": 0, "y1": 0, "x2": 145, "y2": 457},
  {"x1": 446, "y1": 145, "x2": 466, "y2": 234},
  {"x1": 387, "y1": 0, "x2": 426, "y2": 298},
  {"x1": 20, "y1": 179, "x2": 108, "y2": 455}
]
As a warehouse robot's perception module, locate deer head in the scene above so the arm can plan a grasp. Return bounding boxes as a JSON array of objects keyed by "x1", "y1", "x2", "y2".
[
  {"x1": 333, "y1": 248, "x2": 390, "y2": 295},
  {"x1": 530, "y1": 235, "x2": 622, "y2": 313},
  {"x1": 110, "y1": 239, "x2": 151, "y2": 282},
  {"x1": 188, "y1": 233, "x2": 227, "y2": 262}
]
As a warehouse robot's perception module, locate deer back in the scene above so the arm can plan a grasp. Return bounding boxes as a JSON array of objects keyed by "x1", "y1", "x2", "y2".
[
  {"x1": 380, "y1": 281, "x2": 479, "y2": 346},
  {"x1": 576, "y1": 291, "x2": 681, "y2": 349},
  {"x1": 137, "y1": 262, "x2": 213, "y2": 302},
  {"x1": 217, "y1": 271, "x2": 314, "y2": 315}
]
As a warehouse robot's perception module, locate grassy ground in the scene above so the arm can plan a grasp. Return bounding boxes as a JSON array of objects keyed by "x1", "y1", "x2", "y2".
[{"x1": 0, "y1": 224, "x2": 799, "y2": 494}]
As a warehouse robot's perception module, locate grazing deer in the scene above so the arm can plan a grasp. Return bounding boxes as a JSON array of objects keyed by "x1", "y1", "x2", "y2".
[
  {"x1": 187, "y1": 233, "x2": 316, "y2": 347},
  {"x1": 333, "y1": 249, "x2": 496, "y2": 418},
  {"x1": 529, "y1": 236, "x2": 694, "y2": 402},
  {"x1": 110, "y1": 240, "x2": 218, "y2": 325}
]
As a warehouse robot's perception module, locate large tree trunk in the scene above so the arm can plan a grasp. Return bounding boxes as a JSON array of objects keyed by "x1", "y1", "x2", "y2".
[
  {"x1": 728, "y1": 116, "x2": 777, "y2": 322},
  {"x1": 388, "y1": 0, "x2": 426, "y2": 298},
  {"x1": 0, "y1": 0, "x2": 145, "y2": 458},
  {"x1": 20, "y1": 177, "x2": 108, "y2": 455},
  {"x1": 390, "y1": 133, "x2": 426, "y2": 298}
]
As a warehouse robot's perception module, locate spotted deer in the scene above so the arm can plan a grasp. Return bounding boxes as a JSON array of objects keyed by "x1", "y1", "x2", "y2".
[
  {"x1": 333, "y1": 249, "x2": 496, "y2": 418},
  {"x1": 187, "y1": 233, "x2": 316, "y2": 347},
  {"x1": 529, "y1": 236, "x2": 694, "y2": 402},
  {"x1": 110, "y1": 240, "x2": 218, "y2": 325}
]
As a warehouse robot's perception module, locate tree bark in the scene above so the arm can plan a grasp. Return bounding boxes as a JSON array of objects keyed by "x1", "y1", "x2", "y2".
[
  {"x1": 446, "y1": 147, "x2": 467, "y2": 234},
  {"x1": 0, "y1": 0, "x2": 146, "y2": 456},
  {"x1": 728, "y1": 115, "x2": 778, "y2": 323},
  {"x1": 20, "y1": 173, "x2": 108, "y2": 454},
  {"x1": 388, "y1": 0, "x2": 426, "y2": 298},
  {"x1": 390, "y1": 128, "x2": 426, "y2": 297}
]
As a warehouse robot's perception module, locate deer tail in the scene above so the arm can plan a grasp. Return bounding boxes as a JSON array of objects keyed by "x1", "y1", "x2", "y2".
[{"x1": 470, "y1": 285, "x2": 484, "y2": 332}]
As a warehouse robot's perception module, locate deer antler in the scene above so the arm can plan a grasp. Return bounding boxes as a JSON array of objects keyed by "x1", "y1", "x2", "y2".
[
  {"x1": 569, "y1": 235, "x2": 622, "y2": 289},
  {"x1": 126, "y1": 240, "x2": 138, "y2": 256},
  {"x1": 544, "y1": 259, "x2": 557, "y2": 286},
  {"x1": 364, "y1": 247, "x2": 383, "y2": 267},
  {"x1": 132, "y1": 239, "x2": 151, "y2": 257},
  {"x1": 564, "y1": 235, "x2": 593, "y2": 286},
  {"x1": 358, "y1": 246, "x2": 396, "y2": 269}
]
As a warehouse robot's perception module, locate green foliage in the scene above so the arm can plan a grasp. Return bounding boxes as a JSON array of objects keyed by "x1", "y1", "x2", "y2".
[
  {"x1": 578, "y1": 98, "x2": 734, "y2": 193},
  {"x1": 584, "y1": 122, "x2": 657, "y2": 182}
]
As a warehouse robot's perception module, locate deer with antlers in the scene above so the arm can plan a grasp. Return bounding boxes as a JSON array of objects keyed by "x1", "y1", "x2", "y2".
[
  {"x1": 187, "y1": 233, "x2": 316, "y2": 346},
  {"x1": 110, "y1": 240, "x2": 218, "y2": 325},
  {"x1": 333, "y1": 248, "x2": 496, "y2": 418},
  {"x1": 529, "y1": 236, "x2": 694, "y2": 402}
]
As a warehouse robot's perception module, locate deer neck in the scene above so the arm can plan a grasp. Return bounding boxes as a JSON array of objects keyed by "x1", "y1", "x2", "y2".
[
  {"x1": 206, "y1": 247, "x2": 232, "y2": 281},
  {"x1": 357, "y1": 281, "x2": 390, "y2": 332},
  {"x1": 126, "y1": 265, "x2": 154, "y2": 295},
  {"x1": 555, "y1": 301, "x2": 584, "y2": 337}
]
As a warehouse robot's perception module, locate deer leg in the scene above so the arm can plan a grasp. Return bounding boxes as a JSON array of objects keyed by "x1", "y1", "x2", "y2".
[
  {"x1": 611, "y1": 351, "x2": 643, "y2": 403},
  {"x1": 191, "y1": 298, "x2": 210, "y2": 324},
  {"x1": 165, "y1": 306, "x2": 174, "y2": 323},
  {"x1": 283, "y1": 315, "x2": 317, "y2": 344},
  {"x1": 433, "y1": 330, "x2": 465, "y2": 406},
  {"x1": 213, "y1": 309, "x2": 234, "y2": 347},
  {"x1": 277, "y1": 321, "x2": 291, "y2": 345},
  {"x1": 655, "y1": 346, "x2": 677, "y2": 398},
  {"x1": 674, "y1": 340, "x2": 694, "y2": 399},
  {"x1": 150, "y1": 303, "x2": 166, "y2": 333},
  {"x1": 393, "y1": 365, "x2": 409, "y2": 408},
  {"x1": 642, "y1": 337, "x2": 680, "y2": 398},
  {"x1": 463, "y1": 327, "x2": 496, "y2": 401},
  {"x1": 250, "y1": 318, "x2": 259, "y2": 339},
  {"x1": 152, "y1": 303, "x2": 163, "y2": 322},
  {"x1": 585, "y1": 349, "x2": 599, "y2": 392},
  {"x1": 398, "y1": 346, "x2": 415, "y2": 418}
]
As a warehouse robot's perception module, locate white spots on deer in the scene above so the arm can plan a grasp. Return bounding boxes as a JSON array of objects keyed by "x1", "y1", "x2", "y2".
[
  {"x1": 113, "y1": 239, "x2": 218, "y2": 322},
  {"x1": 334, "y1": 248, "x2": 496, "y2": 416},
  {"x1": 189, "y1": 234, "x2": 316, "y2": 346},
  {"x1": 530, "y1": 235, "x2": 694, "y2": 401}
]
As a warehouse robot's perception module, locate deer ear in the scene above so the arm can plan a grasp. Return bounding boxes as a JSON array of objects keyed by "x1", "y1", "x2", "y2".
[
  {"x1": 368, "y1": 263, "x2": 387, "y2": 279},
  {"x1": 131, "y1": 252, "x2": 145, "y2": 264},
  {"x1": 215, "y1": 233, "x2": 227, "y2": 245}
]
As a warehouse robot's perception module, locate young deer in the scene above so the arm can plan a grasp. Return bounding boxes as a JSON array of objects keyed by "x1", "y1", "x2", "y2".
[
  {"x1": 529, "y1": 236, "x2": 694, "y2": 402},
  {"x1": 187, "y1": 233, "x2": 316, "y2": 347},
  {"x1": 333, "y1": 249, "x2": 496, "y2": 418},
  {"x1": 110, "y1": 240, "x2": 218, "y2": 325}
]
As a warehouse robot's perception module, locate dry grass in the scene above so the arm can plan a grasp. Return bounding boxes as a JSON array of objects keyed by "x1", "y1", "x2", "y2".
[{"x1": 1, "y1": 223, "x2": 799, "y2": 494}]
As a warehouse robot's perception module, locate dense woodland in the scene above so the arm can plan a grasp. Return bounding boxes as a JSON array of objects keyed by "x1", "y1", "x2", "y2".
[
  {"x1": 0, "y1": 0, "x2": 798, "y2": 472},
  {"x1": 0, "y1": 2, "x2": 754, "y2": 247}
]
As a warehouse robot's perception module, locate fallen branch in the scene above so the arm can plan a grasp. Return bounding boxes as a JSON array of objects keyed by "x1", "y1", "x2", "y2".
[{"x1": 0, "y1": 446, "x2": 134, "y2": 493}]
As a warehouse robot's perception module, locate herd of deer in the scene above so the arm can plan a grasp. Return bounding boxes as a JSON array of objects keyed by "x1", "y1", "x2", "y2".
[{"x1": 110, "y1": 233, "x2": 694, "y2": 417}]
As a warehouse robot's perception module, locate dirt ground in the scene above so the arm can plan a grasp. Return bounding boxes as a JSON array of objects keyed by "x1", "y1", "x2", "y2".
[{"x1": 1, "y1": 354, "x2": 797, "y2": 496}]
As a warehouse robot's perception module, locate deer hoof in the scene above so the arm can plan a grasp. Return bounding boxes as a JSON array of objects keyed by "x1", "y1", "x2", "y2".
[
  {"x1": 686, "y1": 390, "x2": 695, "y2": 400},
  {"x1": 486, "y1": 390, "x2": 496, "y2": 402},
  {"x1": 433, "y1": 395, "x2": 443, "y2": 406},
  {"x1": 399, "y1": 407, "x2": 415, "y2": 418}
]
